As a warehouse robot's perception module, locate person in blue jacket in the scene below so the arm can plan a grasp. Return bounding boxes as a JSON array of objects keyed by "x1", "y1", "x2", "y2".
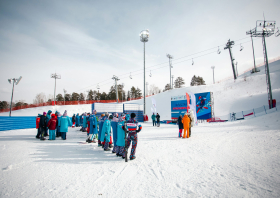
[
  {"x1": 98, "y1": 113, "x2": 105, "y2": 147},
  {"x1": 125, "y1": 113, "x2": 130, "y2": 121},
  {"x1": 86, "y1": 110, "x2": 98, "y2": 143},
  {"x1": 82, "y1": 113, "x2": 87, "y2": 132},
  {"x1": 45, "y1": 110, "x2": 52, "y2": 136},
  {"x1": 58, "y1": 110, "x2": 72, "y2": 140},
  {"x1": 76, "y1": 113, "x2": 80, "y2": 127},
  {"x1": 56, "y1": 112, "x2": 62, "y2": 137},
  {"x1": 100, "y1": 113, "x2": 113, "y2": 151},
  {"x1": 115, "y1": 116, "x2": 125, "y2": 157},
  {"x1": 111, "y1": 114, "x2": 119, "y2": 153}
]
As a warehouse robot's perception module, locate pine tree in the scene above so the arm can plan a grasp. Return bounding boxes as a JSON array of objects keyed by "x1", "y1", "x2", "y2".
[
  {"x1": 135, "y1": 87, "x2": 142, "y2": 98},
  {"x1": 56, "y1": 94, "x2": 64, "y2": 101},
  {"x1": 174, "y1": 77, "x2": 185, "y2": 88},
  {"x1": 64, "y1": 94, "x2": 71, "y2": 101},
  {"x1": 190, "y1": 75, "x2": 206, "y2": 86},
  {"x1": 79, "y1": 93, "x2": 85, "y2": 101},
  {"x1": 71, "y1": 92, "x2": 79, "y2": 101},
  {"x1": 163, "y1": 84, "x2": 171, "y2": 92},
  {"x1": 87, "y1": 90, "x2": 94, "y2": 100}
]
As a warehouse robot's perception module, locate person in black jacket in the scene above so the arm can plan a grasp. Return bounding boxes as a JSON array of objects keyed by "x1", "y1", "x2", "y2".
[
  {"x1": 156, "y1": 113, "x2": 160, "y2": 127},
  {"x1": 72, "y1": 114, "x2": 76, "y2": 127},
  {"x1": 39, "y1": 112, "x2": 48, "y2": 140},
  {"x1": 177, "y1": 115, "x2": 183, "y2": 137}
]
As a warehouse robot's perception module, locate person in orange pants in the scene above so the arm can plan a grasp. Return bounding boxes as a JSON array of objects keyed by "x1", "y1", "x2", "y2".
[{"x1": 182, "y1": 113, "x2": 190, "y2": 138}]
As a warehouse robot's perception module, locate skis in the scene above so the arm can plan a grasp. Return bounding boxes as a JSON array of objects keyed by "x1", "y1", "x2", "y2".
[{"x1": 124, "y1": 120, "x2": 128, "y2": 162}]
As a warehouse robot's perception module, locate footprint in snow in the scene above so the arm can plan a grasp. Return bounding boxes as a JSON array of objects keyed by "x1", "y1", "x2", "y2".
[{"x1": 2, "y1": 165, "x2": 12, "y2": 171}]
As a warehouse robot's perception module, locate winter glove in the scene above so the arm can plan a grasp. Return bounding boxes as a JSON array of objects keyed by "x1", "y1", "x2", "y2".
[{"x1": 93, "y1": 125, "x2": 95, "y2": 128}]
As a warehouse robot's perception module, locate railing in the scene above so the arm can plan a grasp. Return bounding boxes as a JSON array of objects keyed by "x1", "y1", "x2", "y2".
[
  {"x1": 0, "y1": 96, "x2": 151, "y2": 113},
  {"x1": 209, "y1": 102, "x2": 278, "y2": 122}
]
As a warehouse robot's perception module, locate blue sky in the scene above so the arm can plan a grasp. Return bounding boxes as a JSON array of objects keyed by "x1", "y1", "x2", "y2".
[{"x1": 0, "y1": 0, "x2": 280, "y2": 103}]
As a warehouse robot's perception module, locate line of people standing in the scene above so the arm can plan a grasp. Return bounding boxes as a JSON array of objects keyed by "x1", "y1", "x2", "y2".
[{"x1": 36, "y1": 110, "x2": 72, "y2": 140}]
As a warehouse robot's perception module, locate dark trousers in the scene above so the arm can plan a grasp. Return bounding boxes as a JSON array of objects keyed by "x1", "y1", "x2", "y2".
[
  {"x1": 36, "y1": 128, "x2": 41, "y2": 138},
  {"x1": 153, "y1": 120, "x2": 156, "y2": 126},
  {"x1": 157, "y1": 121, "x2": 160, "y2": 126},
  {"x1": 61, "y1": 132, "x2": 67, "y2": 140},
  {"x1": 40, "y1": 127, "x2": 46, "y2": 139},
  {"x1": 45, "y1": 128, "x2": 49, "y2": 136},
  {"x1": 56, "y1": 126, "x2": 61, "y2": 137},
  {"x1": 189, "y1": 127, "x2": 191, "y2": 137}
]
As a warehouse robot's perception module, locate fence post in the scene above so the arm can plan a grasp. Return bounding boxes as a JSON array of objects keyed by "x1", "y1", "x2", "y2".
[
  {"x1": 253, "y1": 109, "x2": 256, "y2": 117},
  {"x1": 264, "y1": 105, "x2": 267, "y2": 114}
]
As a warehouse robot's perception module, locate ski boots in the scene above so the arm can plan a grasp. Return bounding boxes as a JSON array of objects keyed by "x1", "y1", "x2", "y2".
[
  {"x1": 130, "y1": 156, "x2": 136, "y2": 160},
  {"x1": 104, "y1": 148, "x2": 111, "y2": 151}
]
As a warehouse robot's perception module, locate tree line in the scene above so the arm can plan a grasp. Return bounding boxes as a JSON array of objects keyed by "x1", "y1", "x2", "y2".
[{"x1": 1, "y1": 76, "x2": 206, "y2": 109}]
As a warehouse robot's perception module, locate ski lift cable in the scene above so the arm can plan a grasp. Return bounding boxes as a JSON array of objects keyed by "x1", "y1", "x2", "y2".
[{"x1": 75, "y1": 37, "x2": 258, "y2": 92}]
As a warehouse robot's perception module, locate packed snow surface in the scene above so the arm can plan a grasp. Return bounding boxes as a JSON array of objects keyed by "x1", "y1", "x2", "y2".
[{"x1": 1, "y1": 111, "x2": 280, "y2": 197}]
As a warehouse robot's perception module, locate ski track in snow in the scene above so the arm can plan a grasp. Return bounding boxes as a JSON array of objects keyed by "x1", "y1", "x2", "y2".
[{"x1": 0, "y1": 111, "x2": 280, "y2": 197}]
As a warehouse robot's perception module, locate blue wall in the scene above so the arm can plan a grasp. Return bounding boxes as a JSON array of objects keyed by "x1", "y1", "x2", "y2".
[{"x1": 0, "y1": 116, "x2": 36, "y2": 131}]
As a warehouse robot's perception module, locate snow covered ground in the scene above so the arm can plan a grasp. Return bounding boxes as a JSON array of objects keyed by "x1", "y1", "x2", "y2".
[{"x1": 1, "y1": 110, "x2": 280, "y2": 197}]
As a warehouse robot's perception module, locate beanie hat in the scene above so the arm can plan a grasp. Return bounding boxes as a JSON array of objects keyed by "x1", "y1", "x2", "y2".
[
  {"x1": 43, "y1": 112, "x2": 47, "y2": 115},
  {"x1": 93, "y1": 110, "x2": 96, "y2": 114},
  {"x1": 63, "y1": 110, "x2": 67, "y2": 117},
  {"x1": 131, "y1": 113, "x2": 136, "y2": 118}
]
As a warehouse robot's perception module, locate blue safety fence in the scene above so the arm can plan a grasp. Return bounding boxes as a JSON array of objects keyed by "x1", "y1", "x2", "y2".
[{"x1": 0, "y1": 116, "x2": 36, "y2": 131}]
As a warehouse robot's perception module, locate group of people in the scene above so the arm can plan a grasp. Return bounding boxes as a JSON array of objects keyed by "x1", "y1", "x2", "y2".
[
  {"x1": 177, "y1": 110, "x2": 194, "y2": 138},
  {"x1": 35, "y1": 110, "x2": 72, "y2": 140},
  {"x1": 151, "y1": 113, "x2": 160, "y2": 127},
  {"x1": 35, "y1": 110, "x2": 142, "y2": 160}
]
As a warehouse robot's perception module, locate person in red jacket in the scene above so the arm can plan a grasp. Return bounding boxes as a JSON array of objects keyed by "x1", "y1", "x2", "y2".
[
  {"x1": 47, "y1": 114, "x2": 58, "y2": 140},
  {"x1": 35, "y1": 114, "x2": 41, "y2": 139}
]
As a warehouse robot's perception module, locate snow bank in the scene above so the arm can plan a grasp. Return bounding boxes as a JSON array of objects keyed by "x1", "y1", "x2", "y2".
[{"x1": 0, "y1": 110, "x2": 279, "y2": 197}]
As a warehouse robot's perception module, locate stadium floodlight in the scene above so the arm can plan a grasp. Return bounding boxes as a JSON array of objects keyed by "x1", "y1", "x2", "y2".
[
  {"x1": 140, "y1": 29, "x2": 149, "y2": 116},
  {"x1": 8, "y1": 76, "x2": 23, "y2": 116},
  {"x1": 51, "y1": 73, "x2": 61, "y2": 106}
]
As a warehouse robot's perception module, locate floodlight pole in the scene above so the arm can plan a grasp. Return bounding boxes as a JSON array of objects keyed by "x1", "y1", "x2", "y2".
[
  {"x1": 224, "y1": 39, "x2": 237, "y2": 80},
  {"x1": 211, "y1": 66, "x2": 215, "y2": 84},
  {"x1": 140, "y1": 29, "x2": 149, "y2": 115},
  {"x1": 167, "y1": 54, "x2": 173, "y2": 89},
  {"x1": 51, "y1": 73, "x2": 61, "y2": 106},
  {"x1": 171, "y1": 75, "x2": 174, "y2": 89},
  {"x1": 9, "y1": 79, "x2": 15, "y2": 117},
  {"x1": 63, "y1": 89, "x2": 66, "y2": 105}
]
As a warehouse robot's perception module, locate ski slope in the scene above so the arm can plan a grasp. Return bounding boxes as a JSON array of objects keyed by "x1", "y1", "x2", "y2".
[
  {"x1": 0, "y1": 61, "x2": 280, "y2": 197},
  {"x1": 0, "y1": 111, "x2": 280, "y2": 197},
  {"x1": 2, "y1": 60, "x2": 279, "y2": 120}
]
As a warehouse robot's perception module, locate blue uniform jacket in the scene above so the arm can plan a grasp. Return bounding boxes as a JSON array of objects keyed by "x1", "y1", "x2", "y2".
[
  {"x1": 100, "y1": 117, "x2": 111, "y2": 142},
  {"x1": 58, "y1": 116, "x2": 72, "y2": 132},
  {"x1": 116, "y1": 121, "x2": 125, "y2": 147},
  {"x1": 83, "y1": 115, "x2": 87, "y2": 128},
  {"x1": 89, "y1": 115, "x2": 98, "y2": 135}
]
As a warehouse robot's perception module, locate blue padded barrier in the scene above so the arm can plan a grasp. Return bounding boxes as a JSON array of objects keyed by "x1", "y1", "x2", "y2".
[{"x1": 0, "y1": 116, "x2": 36, "y2": 131}]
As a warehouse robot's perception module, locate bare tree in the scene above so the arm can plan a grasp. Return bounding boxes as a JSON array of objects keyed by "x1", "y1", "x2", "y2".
[
  {"x1": 33, "y1": 93, "x2": 46, "y2": 104},
  {"x1": 149, "y1": 84, "x2": 161, "y2": 95}
]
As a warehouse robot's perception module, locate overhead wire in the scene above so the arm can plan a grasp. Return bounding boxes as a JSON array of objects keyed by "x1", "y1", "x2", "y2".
[{"x1": 74, "y1": 36, "x2": 260, "y2": 92}]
